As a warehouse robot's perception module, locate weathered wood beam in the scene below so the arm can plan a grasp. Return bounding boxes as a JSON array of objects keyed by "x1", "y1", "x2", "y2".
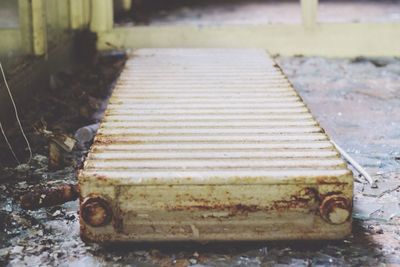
[
  {"x1": 70, "y1": 0, "x2": 84, "y2": 29},
  {"x1": 90, "y1": 0, "x2": 114, "y2": 33},
  {"x1": 122, "y1": 0, "x2": 133, "y2": 11},
  {"x1": 18, "y1": 0, "x2": 47, "y2": 56},
  {"x1": 82, "y1": 0, "x2": 91, "y2": 26},
  {"x1": 57, "y1": 0, "x2": 71, "y2": 29},
  {"x1": 97, "y1": 23, "x2": 400, "y2": 57},
  {"x1": 301, "y1": 0, "x2": 318, "y2": 29}
]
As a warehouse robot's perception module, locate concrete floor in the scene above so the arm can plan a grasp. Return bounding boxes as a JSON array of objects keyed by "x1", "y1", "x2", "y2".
[
  {"x1": 277, "y1": 56, "x2": 400, "y2": 175},
  {"x1": 1, "y1": 55, "x2": 399, "y2": 267}
]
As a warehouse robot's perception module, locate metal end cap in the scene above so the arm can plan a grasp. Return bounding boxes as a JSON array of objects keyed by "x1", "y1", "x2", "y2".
[
  {"x1": 81, "y1": 196, "x2": 113, "y2": 227},
  {"x1": 320, "y1": 195, "x2": 352, "y2": 225}
]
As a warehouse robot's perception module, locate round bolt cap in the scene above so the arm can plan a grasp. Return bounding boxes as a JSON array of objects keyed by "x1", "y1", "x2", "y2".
[
  {"x1": 81, "y1": 196, "x2": 112, "y2": 227},
  {"x1": 320, "y1": 195, "x2": 351, "y2": 225}
]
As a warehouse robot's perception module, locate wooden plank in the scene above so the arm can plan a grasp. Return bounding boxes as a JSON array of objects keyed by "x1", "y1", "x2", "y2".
[
  {"x1": 301, "y1": 0, "x2": 318, "y2": 29},
  {"x1": 57, "y1": 0, "x2": 71, "y2": 29},
  {"x1": 97, "y1": 23, "x2": 400, "y2": 57},
  {"x1": 31, "y1": 0, "x2": 47, "y2": 55},
  {"x1": 18, "y1": 0, "x2": 34, "y2": 54},
  {"x1": 90, "y1": 0, "x2": 113, "y2": 33},
  {"x1": 115, "y1": 0, "x2": 132, "y2": 14},
  {"x1": 18, "y1": 0, "x2": 47, "y2": 56},
  {"x1": 122, "y1": 0, "x2": 132, "y2": 11},
  {"x1": 82, "y1": 0, "x2": 91, "y2": 26},
  {"x1": 70, "y1": 0, "x2": 91, "y2": 29},
  {"x1": 70, "y1": 0, "x2": 84, "y2": 29}
]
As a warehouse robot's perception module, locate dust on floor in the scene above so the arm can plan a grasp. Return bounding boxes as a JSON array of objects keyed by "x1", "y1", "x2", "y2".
[{"x1": 0, "y1": 55, "x2": 399, "y2": 266}]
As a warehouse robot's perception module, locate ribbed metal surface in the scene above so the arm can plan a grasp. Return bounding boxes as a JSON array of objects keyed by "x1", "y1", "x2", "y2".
[{"x1": 83, "y1": 49, "x2": 349, "y2": 184}]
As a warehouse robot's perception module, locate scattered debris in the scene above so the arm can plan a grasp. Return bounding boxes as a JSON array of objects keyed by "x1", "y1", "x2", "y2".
[
  {"x1": 48, "y1": 134, "x2": 76, "y2": 170},
  {"x1": 19, "y1": 183, "x2": 79, "y2": 210},
  {"x1": 362, "y1": 176, "x2": 400, "y2": 198},
  {"x1": 353, "y1": 196, "x2": 383, "y2": 220},
  {"x1": 332, "y1": 140, "x2": 374, "y2": 184},
  {"x1": 353, "y1": 174, "x2": 400, "y2": 221},
  {"x1": 369, "y1": 202, "x2": 400, "y2": 222},
  {"x1": 75, "y1": 123, "x2": 100, "y2": 147},
  {"x1": 0, "y1": 53, "x2": 126, "y2": 266}
]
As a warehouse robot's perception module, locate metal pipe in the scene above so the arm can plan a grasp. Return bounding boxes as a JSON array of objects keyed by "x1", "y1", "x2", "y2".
[{"x1": 331, "y1": 141, "x2": 373, "y2": 185}]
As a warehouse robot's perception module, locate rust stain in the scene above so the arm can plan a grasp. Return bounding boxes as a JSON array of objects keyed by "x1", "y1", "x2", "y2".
[
  {"x1": 166, "y1": 203, "x2": 261, "y2": 215},
  {"x1": 319, "y1": 195, "x2": 352, "y2": 224},
  {"x1": 93, "y1": 137, "x2": 114, "y2": 145},
  {"x1": 20, "y1": 184, "x2": 79, "y2": 210},
  {"x1": 167, "y1": 188, "x2": 318, "y2": 215},
  {"x1": 94, "y1": 136, "x2": 144, "y2": 145},
  {"x1": 81, "y1": 195, "x2": 113, "y2": 227},
  {"x1": 94, "y1": 174, "x2": 109, "y2": 182}
]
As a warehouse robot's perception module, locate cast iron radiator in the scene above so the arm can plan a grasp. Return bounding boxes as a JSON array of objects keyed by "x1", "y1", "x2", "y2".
[{"x1": 79, "y1": 49, "x2": 353, "y2": 242}]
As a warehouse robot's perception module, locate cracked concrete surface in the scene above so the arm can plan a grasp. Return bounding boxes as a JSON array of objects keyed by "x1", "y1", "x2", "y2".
[{"x1": 0, "y1": 55, "x2": 399, "y2": 266}]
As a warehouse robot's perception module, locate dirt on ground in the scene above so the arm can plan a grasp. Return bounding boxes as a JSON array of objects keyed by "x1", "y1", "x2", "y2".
[{"x1": 0, "y1": 54, "x2": 399, "y2": 266}]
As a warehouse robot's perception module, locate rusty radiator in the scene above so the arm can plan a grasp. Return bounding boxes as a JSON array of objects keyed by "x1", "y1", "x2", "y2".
[{"x1": 79, "y1": 49, "x2": 353, "y2": 242}]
